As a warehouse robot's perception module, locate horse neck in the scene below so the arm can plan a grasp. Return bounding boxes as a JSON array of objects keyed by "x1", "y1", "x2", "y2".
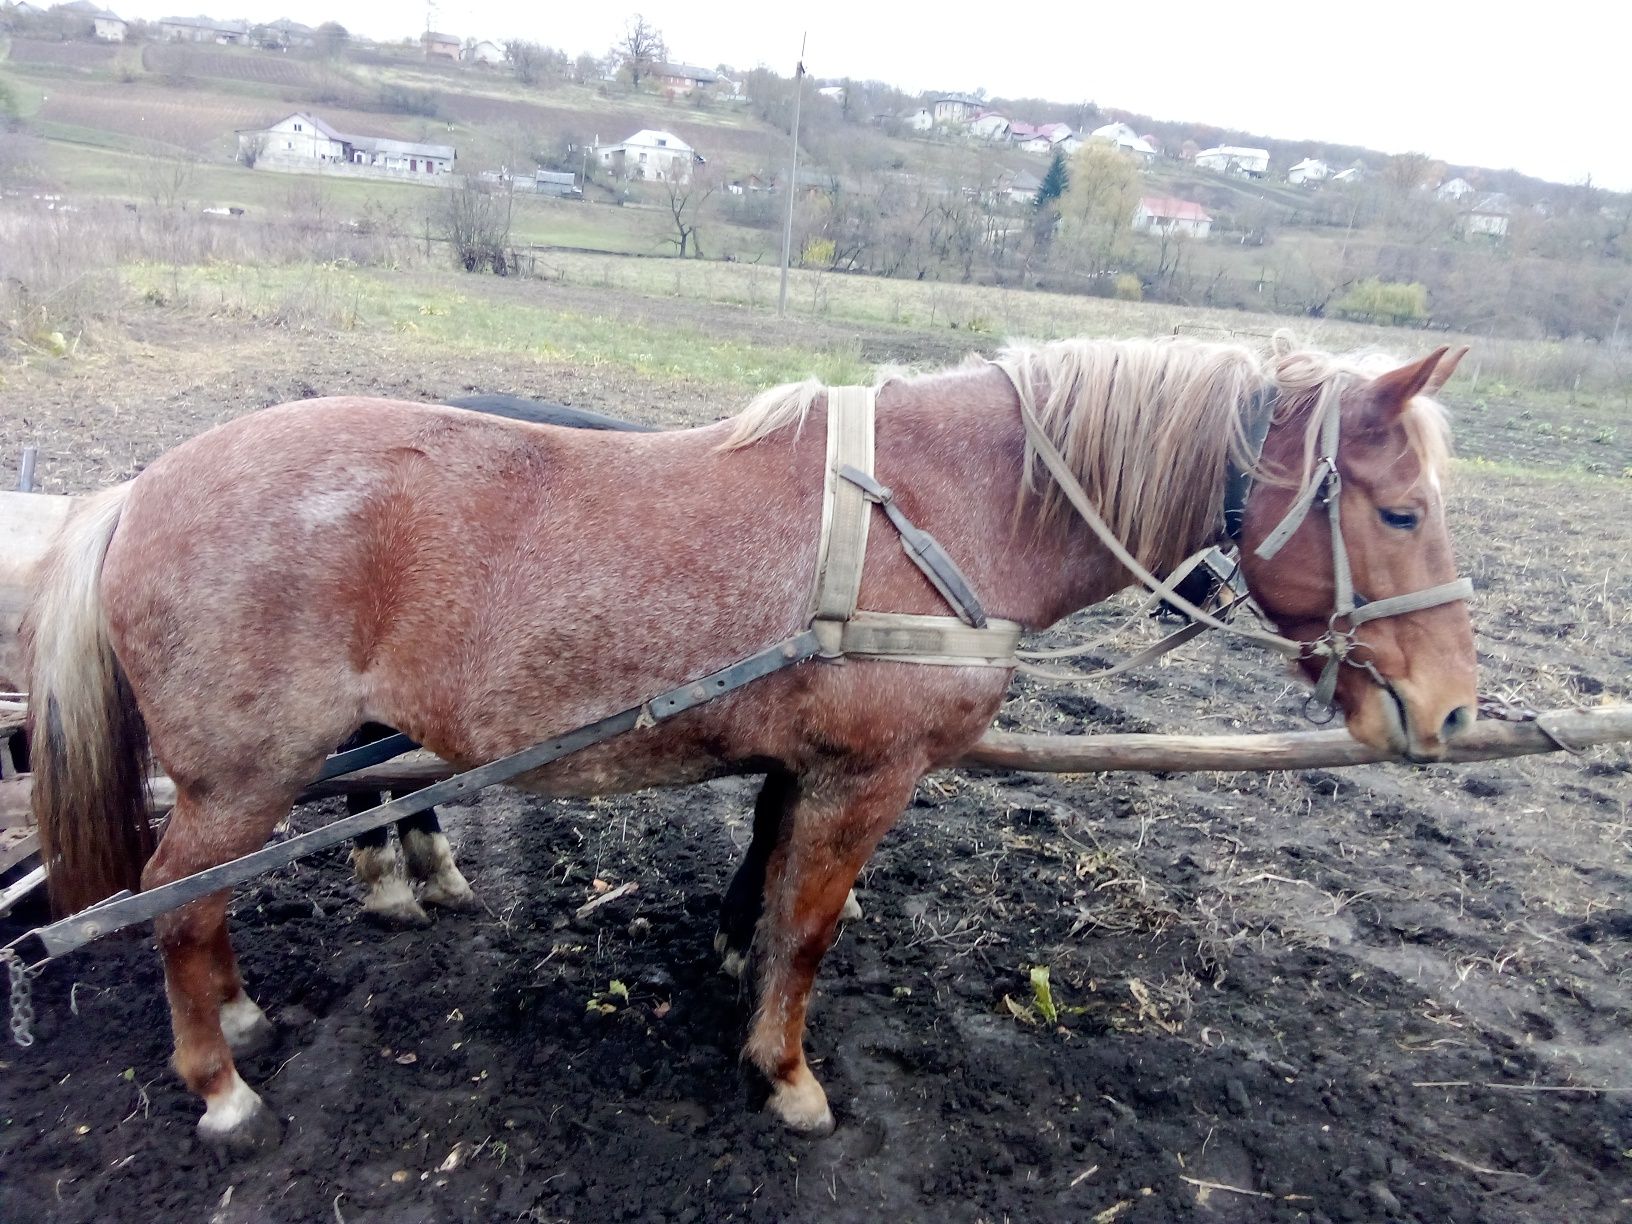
[{"x1": 874, "y1": 365, "x2": 1222, "y2": 630}]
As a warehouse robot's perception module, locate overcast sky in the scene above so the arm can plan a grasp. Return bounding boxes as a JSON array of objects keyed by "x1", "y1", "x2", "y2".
[{"x1": 113, "y1": 0, "x2": 1628, "y2": 190}]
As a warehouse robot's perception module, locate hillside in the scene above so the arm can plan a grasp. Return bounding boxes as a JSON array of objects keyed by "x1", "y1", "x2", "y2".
[{"x1": 1, "y1": 28, "x2": 1628, "y2": 349}]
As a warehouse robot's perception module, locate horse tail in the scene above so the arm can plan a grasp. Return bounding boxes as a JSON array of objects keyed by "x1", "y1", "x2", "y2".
[{"x1": 23, "y1": 483, "x2": 154, "y2": 916}]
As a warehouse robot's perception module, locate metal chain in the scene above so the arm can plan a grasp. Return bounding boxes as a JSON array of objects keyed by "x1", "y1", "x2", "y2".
[{"x1": 3, "y1": 946, "x2": 36, "y2": 1048}]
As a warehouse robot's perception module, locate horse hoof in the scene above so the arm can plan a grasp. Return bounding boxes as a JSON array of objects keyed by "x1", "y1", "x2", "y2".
[
  {"x1": 198, "y1": 1077, "x2": 281, "y2": 1157},
  {"x1": 422, "y1": 882, "x2": 478, "y2": 912},
  {"x1": 363, "y1": 900, "x2": 431, "y2": 929},
  {"x1": 839, "y1": 889, "x2": 863, "y2": 923},
  {"x1": 768, "y1": 1078, "x2": 835, "y2": 1136},
  {"x1": 720, "y1": 948, "x2": 748, "y2": 980}
]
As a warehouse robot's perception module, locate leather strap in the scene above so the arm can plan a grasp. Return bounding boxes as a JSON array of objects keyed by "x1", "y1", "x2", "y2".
[
  {"x1": 837, "y1": 465, "x2": 988, "y2": 627},
  {"x1": 810, "y1": 386, "x2": 875, "y2": 626},
  {"x1": 811, "y1": 612, "x2": 1022, "y2": 668}
]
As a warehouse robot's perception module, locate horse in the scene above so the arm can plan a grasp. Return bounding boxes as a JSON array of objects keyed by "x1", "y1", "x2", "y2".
[
  {"x1": 342, "y1": 394, "x2": 660, "y2": 926},
  {"x1": 22, "y1": 333, "x2": 1476, "y2": 1150}
]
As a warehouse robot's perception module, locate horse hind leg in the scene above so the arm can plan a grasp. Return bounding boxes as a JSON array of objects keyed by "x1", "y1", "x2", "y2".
[
  {"x1": 144, "y1": 784, "x2": 298, "y2": 1152},
  {"x1": 745, "y1": 765, "x2": 919, "y2": 1134},
  {"x1": 398, "y1": 806, "x2": 476, "y2": 911},
  {"x1": 349, "y1": 794, "x2": 429, "y2": 927},
  {"x1": 716, "y1": 770, "x2": 862, "y2": 980}
]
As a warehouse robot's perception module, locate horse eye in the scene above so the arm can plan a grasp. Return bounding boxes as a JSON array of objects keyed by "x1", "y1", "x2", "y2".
[{"x1": 1379, "y1": 508, "x2": 1419, "y2": 531}]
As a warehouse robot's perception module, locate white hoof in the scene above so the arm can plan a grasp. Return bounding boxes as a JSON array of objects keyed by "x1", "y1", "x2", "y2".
[
  {"x1": 839, "y1": 889, "x2": 863, "y2": 924},
  {"x1": 197, "y1": 1070, "x2": 280, "y2": 1153},
  {"x1": 219, "y1": 992, "x2": 275, "y2": 1057},
  {"x1": 360, "y1": 875, "x2": 430, "y2": 927},
  {"x1": 767, "y1": 1069, "x2": 835, "y2": 1135},
  {"x1": 402, "y1": 830, "x2": 474, "y2": 910},
  {"x1": 421, "y1": 873, "x2": 477, "y2": 911},
  {"x1": 720, "y1": 949, "x2": 748, "y2": 980}
]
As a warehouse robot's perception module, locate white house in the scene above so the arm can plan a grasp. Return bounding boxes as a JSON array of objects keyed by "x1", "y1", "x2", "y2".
[
  {"x1": 158, "y1": 14, "x2": 250, "y2": 43},
  {"x1": 969, "y1": 112, "x2": 1011, "y2": 141},
  {"x1": 238, "y1": 112, "x2": 455, "y2": 177},
  {"x1": 1133, "y1": 196, "x2": 1212, "y2": 238},
  {"x1": 1195, "y1": 145, "x2": 1269, "y2": 177},
  {"x1": 1287, "y1": 157, "x2": 1329, "y2": 185},
  {"x1": 1436, "y1": 176, "x2": 1475, "y2": 202},
  {"x1": 1466, "y1": 192, "x2": 1511, "y2": 237},
  {"x1": 596, "y1": 129, "x2": 697, "y2": 183},
  {"x1": 1330, "y1": 165, "x2": 1364, "y2": 184},
  {"x1": 817, "y1": 85, "x2": 846, "y2": 103},
  {"x1": 994, "y1": 168, "x2": 1042, "y2": 206},
  {"x1": 463, "y1": 39, "x2": 505, "y2": 65},
  {"x1": 905, "y1": 107, "x2": 934, "y2": 132},
  {"x1": 1090, "y1": 122, "x2": 1156, "y2": 164},
  {"x1": 56, "y1": 0, "x2": 126, "y2": 38},
  {"x1": 932, "y1": 93, "x2": 983, "y2": 125}
]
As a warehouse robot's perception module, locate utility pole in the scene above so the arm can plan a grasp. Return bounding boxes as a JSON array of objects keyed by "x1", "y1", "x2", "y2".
[{"x1": 777, "y1": 34, "x2": 806, "y2": 318}]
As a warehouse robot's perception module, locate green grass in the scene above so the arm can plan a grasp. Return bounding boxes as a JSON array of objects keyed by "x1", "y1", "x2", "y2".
[{"x1": 124, "y1": 262, "x2": 870, "y2": 390}]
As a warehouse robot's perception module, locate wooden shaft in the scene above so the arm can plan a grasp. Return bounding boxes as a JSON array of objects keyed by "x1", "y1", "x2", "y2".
[{"x1": 3, "y1": 707, "x2": 1628, "y2": 832}]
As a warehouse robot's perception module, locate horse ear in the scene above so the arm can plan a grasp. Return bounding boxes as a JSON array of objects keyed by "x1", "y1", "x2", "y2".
[
  {"x1": 1361, "y1": 347, "x2": 1450, "y2": 426},
  {"x1": 1423, "y1": 345, "x2": 1470, "y2": 395}
]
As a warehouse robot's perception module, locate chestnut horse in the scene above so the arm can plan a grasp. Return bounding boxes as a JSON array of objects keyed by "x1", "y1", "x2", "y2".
[{"x1": 24, "y1": 334, "x2": 1475, "y2": 1150}]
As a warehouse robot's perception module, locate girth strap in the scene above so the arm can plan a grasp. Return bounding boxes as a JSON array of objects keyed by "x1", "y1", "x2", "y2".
[{"x1": 810, "y1": 385, "x2": 875, "y2": 624}]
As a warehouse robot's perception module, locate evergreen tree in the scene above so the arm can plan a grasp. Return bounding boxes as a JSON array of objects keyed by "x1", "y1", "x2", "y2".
[{"x1": 1035, "y1": 149, "x2": 1069, "y2": 211}]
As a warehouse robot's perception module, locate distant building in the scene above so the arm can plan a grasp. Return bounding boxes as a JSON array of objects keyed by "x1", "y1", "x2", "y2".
[
  {"x1": 1090, "y1": 121, "x2": 1156, "y2": 164},
  {"x1": 1195, "y1": 145, "x2": 1269, "y2": 177},
  {"x1": 253, "y1": 18, "x2": 314, "y2": 49},
  {"x1": 817, "y1": 85, "x2": 846, "y2": 103},
  {"x1": 463, "y1": 38, "x2": 505, "y2": 65},
  {"x1": 421, "y1": 30, "x2": 460, "y2": 61},
  {"x1": 1436, "y1": 176, "x2": 1476, "y2": 202},
  {"x1": 653, "y1": 62, "x2": 718, "y2": 95},
  {"x1": 905, "y1": 107, "x2": 934, "y2": 132},
  {"x1": 532, "y1": 170, "x2": 581, "y2": 198},
  {"x1": 54, "y1": 0, "x2": 126, "y2": 39},
  {"x1": 237, "y1": 112, "x2": 456, "y2": 177},
  {"x1": 931, "y1": 93, "x2": 983, "y2": 125},
  {"x1": 158, "y1": 14, "x2": 250, "y2": 44},
  {"x1": 1330, "y1": 164, "x2": 1365, "y2": 184},
  {"x1": 1466, "y1": 192, "x2": 1511, "y2": 238},
  {"x1": 1133, "y1": 196, "x2": 1212, "y2": 238},
  {"x1": 993, "y1": 168, "x2": 1042, "y2": 206},
  {"x1": 1287, "y1": 157, "x2": 1330, "y2": 185},
  {"x1": 595, "y1": 128, "x2": 697, "y2": 183},
  {"x1": 969, "y1": 111, "x2": 1011, "y2": 141}
]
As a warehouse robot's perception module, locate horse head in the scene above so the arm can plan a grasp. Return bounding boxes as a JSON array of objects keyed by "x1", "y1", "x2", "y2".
[{"x1": 1240, "y1": 345, "x2": 1476, "y2": 762}]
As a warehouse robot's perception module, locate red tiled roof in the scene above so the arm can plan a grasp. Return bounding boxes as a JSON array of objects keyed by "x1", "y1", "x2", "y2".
[{"x1": 1139, "y1": 196, "x2": 1211, "y2": 221}]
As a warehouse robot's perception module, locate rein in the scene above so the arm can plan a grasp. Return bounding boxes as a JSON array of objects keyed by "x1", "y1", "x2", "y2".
[{"x1": 990, "y1": 360, "x2": 1472, "y2": 718}]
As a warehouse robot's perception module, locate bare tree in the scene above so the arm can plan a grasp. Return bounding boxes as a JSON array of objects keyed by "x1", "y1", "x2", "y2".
[
  {"x1": 617, "y1": 14, "x2": 666, "y2": 88},
  {"x1": 237, "y1": 132, "x2": 269, "y2": 169},
  {"x1": 136, "y1": 156, "x2": 198, "y2": 210},
  {"x1": 440, "y1": 180, "x2": 512, "y2": 273},
  {"x1": 661, "y1": 164, "x2": 719, "y2": 257}
]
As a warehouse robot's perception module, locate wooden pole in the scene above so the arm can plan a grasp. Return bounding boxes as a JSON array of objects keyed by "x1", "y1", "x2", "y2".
[{"x1": 8, "y1": 706, "x2": 1624, "y2": 832}]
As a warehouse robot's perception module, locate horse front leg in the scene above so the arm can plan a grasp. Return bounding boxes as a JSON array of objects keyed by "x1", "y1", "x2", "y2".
[{"x1": 744, "y1": 764, "x2": 919, "y2": 1133}]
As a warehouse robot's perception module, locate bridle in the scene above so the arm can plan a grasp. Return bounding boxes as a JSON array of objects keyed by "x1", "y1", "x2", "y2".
[{"x1": 995, "y1": 362, "x2": 1473, "y2": 722}]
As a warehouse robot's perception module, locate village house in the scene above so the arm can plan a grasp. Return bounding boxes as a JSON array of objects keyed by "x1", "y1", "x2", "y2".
[
  {"x1": 595, "y1": 129, "x2": 697, "y2": 183},
  {"x1": 931, "y1": 93, "x2": 983, "y2": 125},
  {"x1": 817, "y1": 85, "x2": 846, "y2": 104},
  {"x1": 1090, "y1": 122, "x2": 1156, "y2": 164},
  {"x1": 1330, "y1": 164, "x2": 1365, "y2": 184},
  {"x1": 531, "y1": 170, "x2": 581, "y2": 198},
  {"x1": 55, "y1": 1, "x2": 125, "y2": 39},
  {"x1": 1195, "y1": 145, "x2": 1269, "y2": 177},
  {"x1": 653, "y1": 62, "x2": 717, "y2": 96},
  {"x1": 253, "y1": 17, "x2": 313, "y2": 49},
  {"x1": 463, "y1": 39, "x2": 505, "y2": 66},
  {"x1": 158, "y1": 14, "x2": 250, "y2": 43},
  {"x1": 1287, "y1": 157, "x2": 1330, "y2": 185},
  {"x1": 237, "y1": 112, "x2": 456, "y2": 178},
  {"x1": 993, "y1": 168, "x2": 1043, "y2": 207},
  {"x1": 905, "y1": 107, "x2": 935, "y2": 132},
  {"x1": 1016, "y1": 122, "x2": 1077, "y2": 156},
  {"x1": 1465, "y1": 192, "x2": 1511, "y2": 238},
  {"x1": 1133, "y1": 196, "x2": 1212, "y2": 238},
  {"x1": 969, "y1": 111, "x2": 1012, "y2": 142},
  {"x1": 1436, "y1": 176, "x2": 1475, "y2": 202},
  {"x1": 421, "y1": 30, "x2": 460, "y2": 61}
]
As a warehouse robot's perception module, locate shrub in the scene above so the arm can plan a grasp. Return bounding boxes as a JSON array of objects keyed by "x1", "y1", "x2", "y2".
[{"x1": 1334, "y1": 278, "x2": 1428, "y2": 326}]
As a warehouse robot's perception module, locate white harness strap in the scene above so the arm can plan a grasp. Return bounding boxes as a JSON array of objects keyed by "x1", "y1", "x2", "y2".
[{"x1": 810, "y1": 387, "x2": 1021, "y2": 668}]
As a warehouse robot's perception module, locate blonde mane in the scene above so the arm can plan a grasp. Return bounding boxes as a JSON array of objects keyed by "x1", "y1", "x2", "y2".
[{"x1": 721, "y1": 331, "x2": 1453, "y2": 574}]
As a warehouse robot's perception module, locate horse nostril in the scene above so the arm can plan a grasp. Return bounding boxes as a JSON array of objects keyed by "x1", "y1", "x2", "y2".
[{"x1": 1441, "y1": 705, "x2": 1474, "y2": 741}]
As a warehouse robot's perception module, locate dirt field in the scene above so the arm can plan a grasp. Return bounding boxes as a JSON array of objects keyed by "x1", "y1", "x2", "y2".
[{"x1": 2, "y1": 292, "x2": 1629, "y2": 1223}]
